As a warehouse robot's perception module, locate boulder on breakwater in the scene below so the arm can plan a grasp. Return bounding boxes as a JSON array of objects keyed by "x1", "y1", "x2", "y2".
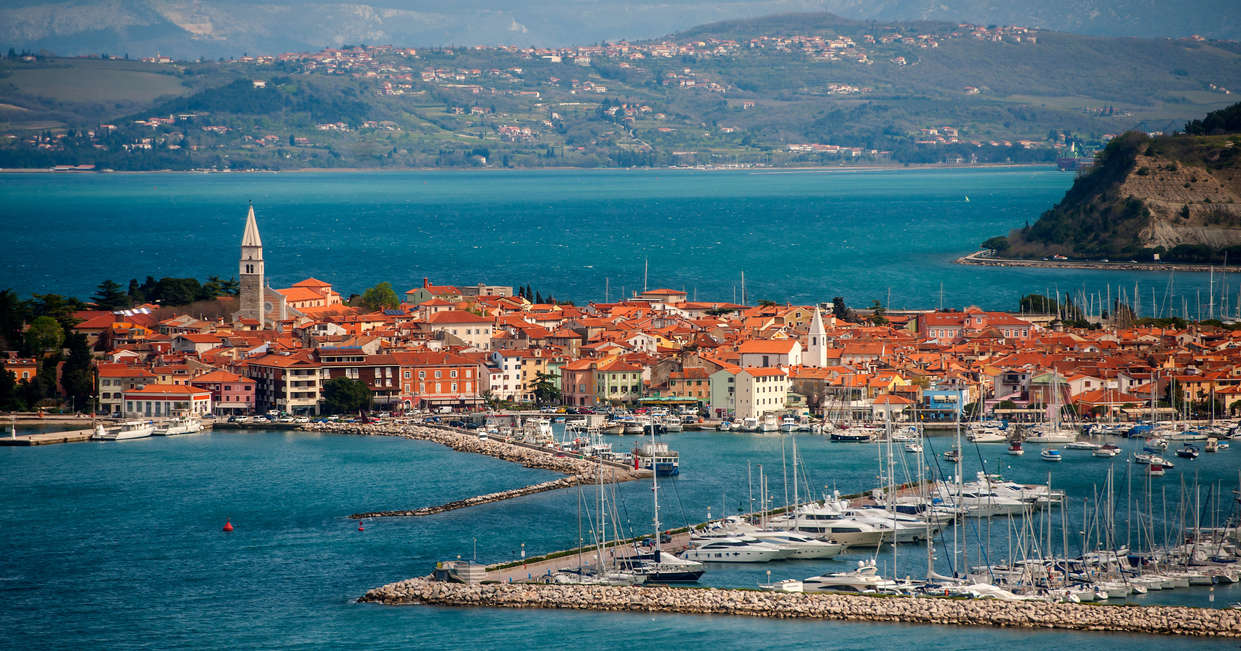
[{"x1": 358, "y1": 579, "x2": 1241, "y2": 638}]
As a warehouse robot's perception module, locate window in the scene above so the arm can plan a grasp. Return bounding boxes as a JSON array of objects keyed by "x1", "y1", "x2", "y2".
[
  {"x1": 451, "y1": 383, "x2": 458, "y2": 392},
  {"x1": 418, "y1": 371, "x2": 426, "y2": 380},
  {"x1": 403, "y1": 371, "x2": 411, "y2": 379},
  {"x1": 450, "y1": 370, "x2": 458, "y2": 378},
  {"x1": 435, "y1": 370, "x2": 442, "y2": 379}
]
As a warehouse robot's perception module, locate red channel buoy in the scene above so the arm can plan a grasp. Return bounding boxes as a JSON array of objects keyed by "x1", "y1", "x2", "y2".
[
  {"x1": 222, "y1": 520, "x2": 234, "y2": 532},
  {"x1": 357, "y1": 520, "x2": 365, "y2": 532}
]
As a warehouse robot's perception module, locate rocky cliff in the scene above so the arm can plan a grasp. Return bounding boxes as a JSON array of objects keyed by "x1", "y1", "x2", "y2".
[{"x1": 993, "y1": 105, "x2": 1241, "y2": 263}]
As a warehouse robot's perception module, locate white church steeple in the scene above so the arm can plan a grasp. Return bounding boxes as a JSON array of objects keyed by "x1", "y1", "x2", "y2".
[{"x1": 807, "y1": 306, "x2": 827, "y2": 368}]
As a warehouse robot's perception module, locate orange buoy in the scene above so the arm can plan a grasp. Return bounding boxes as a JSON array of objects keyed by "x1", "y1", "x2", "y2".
[
  {"x1": 357, "y1": 520, "x2": 365, "y2": 532},
  {"x1": 222, "y1": 520, "x2": 234, "y2": 532}
]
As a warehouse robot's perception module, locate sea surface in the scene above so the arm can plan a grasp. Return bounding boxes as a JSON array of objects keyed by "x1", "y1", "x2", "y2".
[
  {"x1": 0, "y1": 167, "x2": 1231, "y2": 313},
  {"x1": 2, "y1": 428, "x2": 1238, "y2": 649}
]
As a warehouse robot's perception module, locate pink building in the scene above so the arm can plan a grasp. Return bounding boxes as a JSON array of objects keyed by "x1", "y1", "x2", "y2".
[{"x1": 190, "y1": 369, "x2": 256, "y2": 415}]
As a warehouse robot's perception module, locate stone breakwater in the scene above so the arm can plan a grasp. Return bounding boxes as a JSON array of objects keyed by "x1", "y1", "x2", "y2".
[
  {"x1": 350, "y1": 477, "x2": 579, "y2": 518},
  {"x1": 306, "y1": 421, "x2": 645, "y2": 518},
  {"x1": 359, "y1": 579, "x2": 1241, "y2": 638},
  {"x1": 305, "y1": 421, "x2": 644, "y2": 479}
]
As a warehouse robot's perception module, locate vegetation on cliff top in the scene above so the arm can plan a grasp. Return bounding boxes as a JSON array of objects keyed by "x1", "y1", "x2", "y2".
[{"x1": 984, "y1": 102, "x2": 1241, "y2": 264}]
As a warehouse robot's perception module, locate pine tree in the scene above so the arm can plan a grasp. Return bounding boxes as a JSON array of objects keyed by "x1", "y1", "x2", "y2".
[
  {"x1": 92, "y1": 280, "x2": 131, "y2": 311},
  {"x1": 535, "y1": 291, "x2": 544, "y2": 304}
]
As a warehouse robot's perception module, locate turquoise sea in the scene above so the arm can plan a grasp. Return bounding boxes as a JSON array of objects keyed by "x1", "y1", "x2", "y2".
[
  {"x1": 2, "y1": 428, "x2": 1239, "y2": 649},
  {"x1": 0, "y1": 167, "x2": 1229, "y2": 313}
]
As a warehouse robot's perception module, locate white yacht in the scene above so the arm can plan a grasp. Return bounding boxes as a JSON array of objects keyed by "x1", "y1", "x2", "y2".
[
  {"x1": 779, "y1": 416, "x2": 798, "y2": 433},
  {"x1": 750, "y1": 530, "x2": 844, "y2": 559},
  {"x1": 739, "y1": 416, "x2": 760, "y2": 432},
  {"x1": 771, "y1": 504, "x2": 887, "y2": 548},
  {"x1": 802, "y1": 560, "x2": 897, "y2": 593},
  {"x1": 758, "y1": 414, "x2": 780, "y2": 433},
  {"x1": 967, "y1": 428, "x2": 1007, "y2": 443},
  {"x1": 1024, "y1": 424, "x2": 1078, "y2": 444},
  {"x1": 93, "y1": 420, "x2": 154, "y2": 441},
  {"x1": 153, "y1": 415, "x2": 203, "y2": 436},
  {"x1": 681, "y1": 536, "x2": 791, "y2": 563}
]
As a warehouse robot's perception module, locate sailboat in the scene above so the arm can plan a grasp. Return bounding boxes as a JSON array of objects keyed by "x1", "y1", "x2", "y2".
[{"x1": 624, "y1": 425, "x2": 705, "y2": 583}]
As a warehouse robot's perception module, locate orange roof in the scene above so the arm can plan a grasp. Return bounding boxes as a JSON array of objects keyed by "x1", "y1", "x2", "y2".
[
  {"x1": 291, "y1": 277, "x2": 332, "y2": 288},
  {"x1": 191, "y1": 369, "x2": 252, "y2": 384},
  {"x1": 738, "y1": 339, "x2": 797, "y2": 354},
  {"x1": 427, "y1": 310, "x2": 492, "y2": 324},
  {"x1": 124, "y1": 384, "x2": 211, "y2": 397}
]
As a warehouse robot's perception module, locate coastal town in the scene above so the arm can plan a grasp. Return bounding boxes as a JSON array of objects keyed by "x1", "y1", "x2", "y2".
[{"x1": 5, "y1": 203, "x2": 1240, "y2": 427}]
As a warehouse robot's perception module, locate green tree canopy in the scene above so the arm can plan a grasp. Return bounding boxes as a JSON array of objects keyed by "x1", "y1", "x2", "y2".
[
  {"x1": 25, "y1": 316, "x2": 64, "y2": 353},
  {"x1": 533, "y1": 372, "x2": 560, "y2": 407},
  {"x1": 322, "y1": 377, "x2": 372, "y2": 414},
  {"x1": 360, "y1": 282, "x2": 400, "y2": 312}
]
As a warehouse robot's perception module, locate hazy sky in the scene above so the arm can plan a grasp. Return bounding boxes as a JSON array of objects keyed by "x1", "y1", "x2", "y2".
[{"x1": 2, "y1": 0, "x2": 1239, "y2": 58}]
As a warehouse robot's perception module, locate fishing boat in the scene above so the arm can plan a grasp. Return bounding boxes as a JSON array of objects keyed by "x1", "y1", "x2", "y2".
[
  {"x1": 1040, "y1": 449, "x2": 1063, "y2": 462},
  {"x1": 633, "y1": 441, "x2": 680, "y2": 476},
  {"x1": 153, "y1": 415, "x2": 203, "y2": 436},
  {"x1": 1007, "y1": 441, "x2": 1024, "y2": 456},
  {"x1": 779, "y1": 416, "x2": 798, "y2": 433},
  {"x1": 1175, "y1": 444, "x2": 1200, "y2": 459},
  {"x1": 1093, "y1": 443, "x2": 1121, "y2": 458},
  {"x1": 92, "y1": 420, "x2": 154, "y2": 441},
  {"x1": 663, "y1": 415, "x2": 684, "y2": 433},
  {"x1": 716, "y1": 420, "x2": 732, "y2": 432},
  {"x1": 601, "y1": 421, "x2": 625, "y2": 435},
  {"x1": 739, "y1": 416, "x2": 760, "y2": 432}
]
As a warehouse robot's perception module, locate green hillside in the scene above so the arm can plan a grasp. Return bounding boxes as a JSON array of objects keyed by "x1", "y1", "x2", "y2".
[{"x1": 1, "y1": 13, "x2": 1240, "y2": 170}]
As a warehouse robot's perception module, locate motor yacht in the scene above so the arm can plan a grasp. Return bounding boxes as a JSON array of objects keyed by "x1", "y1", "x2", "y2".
[
  {"x1": 1040, "y1": 449, "x2": 1063, "y2": 462},
  {"x1": 681, "y1": 536, "x2": 791, "y2": 563},
  {"x1": 802, "y1": 560, "x2": 897, "y2": 593},
  {"x1": 93, "y1": 420, "x2": 154, "y2": 441},
  {"x1": 779, "y1": 416, "x2": 798, "y2": 433}
]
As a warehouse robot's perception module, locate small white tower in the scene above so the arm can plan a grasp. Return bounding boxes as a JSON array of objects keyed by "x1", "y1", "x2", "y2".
[{"x1": 807, "y1": 306, "x2": 827, "y2": 368}]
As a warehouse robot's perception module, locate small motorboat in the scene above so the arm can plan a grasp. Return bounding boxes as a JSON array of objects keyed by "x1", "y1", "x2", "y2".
[
  {"x1": 1041, "y1": 449, "x2": 1063, "y2": 462},
  {"x1": 904, "y1": 442, "x2": 923, "y2": 454},
  {"x1": 1093, "y1": 443, "x2": 1121, "y2": 458},
  {"x1": 1064, "y1": 441, "x2": 1101, "y2": 450},
  {"x1": 943, "y1": 448, "x2": 960, "y2": 462},
  {"x1": 1176, "y1": 444, "x2": 1200, "y2": 459},
  {"x1": 1148, "y1": 462, "x2": 1166, "y2": 477},
  {"x1": 1007, "y1": 441, "x2": 1024, "y2": 456}
]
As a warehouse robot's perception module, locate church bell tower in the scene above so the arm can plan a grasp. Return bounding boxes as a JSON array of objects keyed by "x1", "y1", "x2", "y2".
[{"x1": 239, "y1": 202, "x2": 265, "y2": 328}]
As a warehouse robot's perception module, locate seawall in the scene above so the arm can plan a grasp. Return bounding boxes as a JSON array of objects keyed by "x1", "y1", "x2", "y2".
[{"x1": 360, "y1": 579, "x2": 1241, "y2": 638}]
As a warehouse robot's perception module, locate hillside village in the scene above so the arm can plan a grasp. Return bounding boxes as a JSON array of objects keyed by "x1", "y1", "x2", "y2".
[
  {"x1": 7, "y1": 17, "x2": 1235, "y2": 171},
  {"x1": 7, "y1": 201, "x2": 1241, "y2": 424}
]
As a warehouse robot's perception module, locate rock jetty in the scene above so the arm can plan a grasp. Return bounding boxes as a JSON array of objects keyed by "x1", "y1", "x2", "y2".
[
  {"x1": 306, "y1": 421, "x2": 644, "y2": 479},
  {"x1": 350, "y1": 477, "x2": 579, "y2": 518},
  {"x1": 360, "y1": 579, "x2": 1241, "y2": 638},
  {"x1": 308, "y1": 421, "x2": 645, "y2": 518}
]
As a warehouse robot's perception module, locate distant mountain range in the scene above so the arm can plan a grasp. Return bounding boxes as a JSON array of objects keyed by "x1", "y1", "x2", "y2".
[{"x1": 2, "y1": 0, "x2": 1240, "y2": 59}]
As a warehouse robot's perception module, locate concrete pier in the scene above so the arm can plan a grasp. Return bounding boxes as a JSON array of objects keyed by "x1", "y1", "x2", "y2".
[
  {"x1": 0, "y1": 429, "x2": 96, "y2": 446},
  {"x1": 361, "y1": 579, "x2": 1241, "y2": 638}
]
